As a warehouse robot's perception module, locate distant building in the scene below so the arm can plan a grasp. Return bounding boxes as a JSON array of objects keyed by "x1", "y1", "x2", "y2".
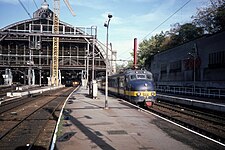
[{"x1": 149, "y1": 31, "x2": 225, "y2": 88}]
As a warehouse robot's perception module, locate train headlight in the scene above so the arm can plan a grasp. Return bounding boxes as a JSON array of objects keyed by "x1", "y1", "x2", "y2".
[
  {"x1": 152, "y1": 92, "x2": 156, "y2": 96},
  {"x1": 136, "y1": 92, "x2": 141, "y2": 96}
]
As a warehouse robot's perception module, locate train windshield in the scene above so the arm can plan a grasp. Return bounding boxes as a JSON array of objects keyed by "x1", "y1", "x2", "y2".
[
  {"x1": 137, "y1": 74, "x2": 146, "y2": 79},
  {"x1": 130, "y1": 74, "x2": 152, "y2": 80},
  {"x1": 130, "y1": 74, "x2": 146, "y2": 80}
]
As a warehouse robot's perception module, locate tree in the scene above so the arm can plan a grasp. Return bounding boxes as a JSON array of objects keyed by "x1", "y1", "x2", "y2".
[
  {"x1": 116, "y1": 63, "x2": 127, "y2": 73},
  {"x1": 192, "y1": 0, "x2": 225, "y2": 33},
  {"x1": 138, "y1": 23, "x2": 204, "y2": 68},
  {"x1": 138, "y1": 32, "x2": 166, "y2": 67},
  {"x1": 175, "y1": 23, "x2": 204, "y2": 42},
  {"x1": 214, "y1": 2, "x2": 225, "y2": 31}
]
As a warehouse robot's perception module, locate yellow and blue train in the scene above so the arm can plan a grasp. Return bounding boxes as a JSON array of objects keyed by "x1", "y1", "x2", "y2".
[{"x1": 98, "y1": 69, "x2": 156, "y2": 108}]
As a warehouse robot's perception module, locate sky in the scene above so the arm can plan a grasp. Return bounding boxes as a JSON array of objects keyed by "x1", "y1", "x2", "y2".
[{"x1": 0, "y1": 0, "x2": 211, "y2": 65}]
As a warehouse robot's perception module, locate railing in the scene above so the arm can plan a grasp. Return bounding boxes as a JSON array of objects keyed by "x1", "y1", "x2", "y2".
[
  {"x1": 95, "y1": 40, "x2": 106, "y2": 61},
  {"x1": 156, "y1": 85, "x2": 225, "y2": 99},
  {"x1": 6, "y1": 24, "x2": 97, "y2": 38}
]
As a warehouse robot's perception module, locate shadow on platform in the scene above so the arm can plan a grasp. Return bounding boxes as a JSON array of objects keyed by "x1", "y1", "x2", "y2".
[{"x1": 56, "y1": 113, "x2": 116, "y2": 150}]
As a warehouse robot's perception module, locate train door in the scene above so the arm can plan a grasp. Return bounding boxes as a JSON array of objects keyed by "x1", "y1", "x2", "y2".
[
  {"x1": 119, "y1": 76, "x2": 124, "y2": 96},
  {"x1": 117, "y1": 77, "x2": 120, "y2": 95},
  {"x1": 125, "y1": 75, "x2": 130, "y2": 101}
]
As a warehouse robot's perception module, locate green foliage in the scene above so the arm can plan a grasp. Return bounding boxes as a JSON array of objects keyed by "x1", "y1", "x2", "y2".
[
  {"x1": 174, "y1": 23, "x2": 204, "y2": 42},
  {"x1": 214, "y1": 2, "x2": 225, "y2": 31},
  {"x1": 192, "y1": 0, "x2": 225, "y2": 33},
  {"x1": 116, "y1": 63, "x2": 130, "y2": 72},
  {"x1": 138, "y1": 31, "x2": 165, "y2": 66},
  {"x1": 138, "y1": 23, "x2": 204, "y2": 67}
]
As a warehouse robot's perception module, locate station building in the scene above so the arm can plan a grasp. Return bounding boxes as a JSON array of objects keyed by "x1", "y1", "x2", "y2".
[
  {"x1": 0, "y1": 2, "x2": 116, "y2": 86},
  {"x1": 150, "y1": 31, "x2": 225, "y2": 89}
]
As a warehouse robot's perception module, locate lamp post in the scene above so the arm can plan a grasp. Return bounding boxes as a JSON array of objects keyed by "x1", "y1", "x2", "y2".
[
  {"x1": 104, "y1": 14, "x2": 112, "y2": 109},
  {"x1": 193, "y1": 44, "x2": 198, "y2": 94},
  {"x1": 109, "y1": 43, "x2": 112, "y2": 76},
  {"x1": 193, "y1": 54, "x2": 196, "y2": 94},
  {"x1": 188, "y1": 43, "x2": 197, "y2": 94}
]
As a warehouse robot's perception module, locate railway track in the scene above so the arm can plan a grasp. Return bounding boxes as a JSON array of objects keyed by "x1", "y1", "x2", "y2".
[
  {"x1": 0, "y1": 85, "x2": 16, "y2": 99},
  {"x1": 0, "y1": 86, "x2": 77, "y2": 150},
  {"x1": 0, "y1": 87, "x2": 67, "y2": 114},
  {"x1": 150, "y1": 101, "x2": 225, "y2": 144}
]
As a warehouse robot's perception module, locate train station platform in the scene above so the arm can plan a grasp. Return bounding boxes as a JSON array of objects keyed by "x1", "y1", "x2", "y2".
[
  {"x1": 6, "y1": 85, "x2": 65, "y2": 97},
  {"x1": 54, "y1": 87, "x2": 223, "y2": 150}
]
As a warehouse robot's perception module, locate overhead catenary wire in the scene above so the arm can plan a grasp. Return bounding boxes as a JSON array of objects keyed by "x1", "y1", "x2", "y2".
[
  {"x1": 142, "y1": 0, "x2": 192, "y2": 41},
  {"x1": 118, "y1": 0, "x2": 193, "y2": 63},
  {"x1": 63, "y1": 0, "x2": 76, "y2": 16},
  {"x1": 33, "y1": 0, "x2": 38, "y2": 9},
  {"x1": 18, "y1": 0, "x2": 32, "y2": 18}
]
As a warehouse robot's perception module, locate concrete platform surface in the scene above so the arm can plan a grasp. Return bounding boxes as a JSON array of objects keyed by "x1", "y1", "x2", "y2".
[{"x1": 55, "y1": 87, "x2": 224, "y2": 150}]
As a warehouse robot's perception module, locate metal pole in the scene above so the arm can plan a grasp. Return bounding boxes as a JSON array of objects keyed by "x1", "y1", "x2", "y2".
[
  {"x1": 39, "y1": 50, "x2": 42, "y2": 86},
  {"x1": 104, "y1": 14, "x2": 112, "y2": 109},
  {"x1": 86, "y1": 43, "x2": 89, "y2": 89},
  {"x1": 39, "y1": 68, "x2": 42, "y2": 86},
  {"x1": 75, "y1": 46, "x2": 79, "y2": 65},
  {"x1": 105, "y1": 24, "x2": 109, "y2": 109},
  {"x1": 28, "y1": 49, "x2": 32, "y2": 86},
  {"x1": 188, "y1": 44, "x2": 197, "y2": 95},
  {"x1": 193, "y1": 47, "x2": 196, "y2": 94},
  {"x1": 110, "y1": 43, "x2": 112, "y2": 75},
  {"x1": 92, "y1": 38, "x2": 95, "y2": 81},
  {"x1": 70, "y1": 46, "x2": 71, "y2": 65}
]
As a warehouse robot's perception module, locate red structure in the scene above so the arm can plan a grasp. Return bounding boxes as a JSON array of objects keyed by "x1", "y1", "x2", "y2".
[{"x1": 134, "y1": 38, "x2": 137, "y2": 68}]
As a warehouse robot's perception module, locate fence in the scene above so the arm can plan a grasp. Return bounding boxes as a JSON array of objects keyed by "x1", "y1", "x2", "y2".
[{"x1": 156, "y1": 85, "x2": 225, "y2": 99}]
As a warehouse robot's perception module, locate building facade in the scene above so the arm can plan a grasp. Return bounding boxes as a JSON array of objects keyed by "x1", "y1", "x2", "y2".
[{"x1": 150, "y1": 31, "x2": 225, "y2": 89}]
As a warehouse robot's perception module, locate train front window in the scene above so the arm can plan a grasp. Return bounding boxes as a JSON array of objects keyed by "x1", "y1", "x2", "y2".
[
  {"x1": 130, "y1": 74, "x2": 147, "y2": 80},
  {"x1": 137, "y1": 74, "x2": 146, "y2": 79}
]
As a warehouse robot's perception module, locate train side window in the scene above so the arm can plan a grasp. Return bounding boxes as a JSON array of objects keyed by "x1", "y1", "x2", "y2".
[
  {"x1": 130, "y1": 75, "x2": 136, "y2": 80},
  {"x1": 119, "y1": 77, "x2": 124, "y2": 88},
  {"x1": 147, "y1": 74, "x2": 152, "y2": 80},
  {"x1": 125, "y1": 75, "x2": 129, "y2": 82},
  {"x1": 113, "y1": 78, "x2": 117, "y2": 87}
]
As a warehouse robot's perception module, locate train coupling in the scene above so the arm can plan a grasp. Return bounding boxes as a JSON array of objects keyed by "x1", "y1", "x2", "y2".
[{"x1": 144, "y1": 99, "x2": 155, "y2": 108}]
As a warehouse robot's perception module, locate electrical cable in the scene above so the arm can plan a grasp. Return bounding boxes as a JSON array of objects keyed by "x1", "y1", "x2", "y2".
[
  {"x1": 119, "y1": 0, "x2": 193, "y2": 63},
  {"x1": 142, "y1": 0, "x2": 192, "y2": 40},
  {"x1": 33, "y1": 0, "x2": 38, "y2": 9},
  {"x1": 18, "y1": 0, "x2": 32, "y2": 18}
]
